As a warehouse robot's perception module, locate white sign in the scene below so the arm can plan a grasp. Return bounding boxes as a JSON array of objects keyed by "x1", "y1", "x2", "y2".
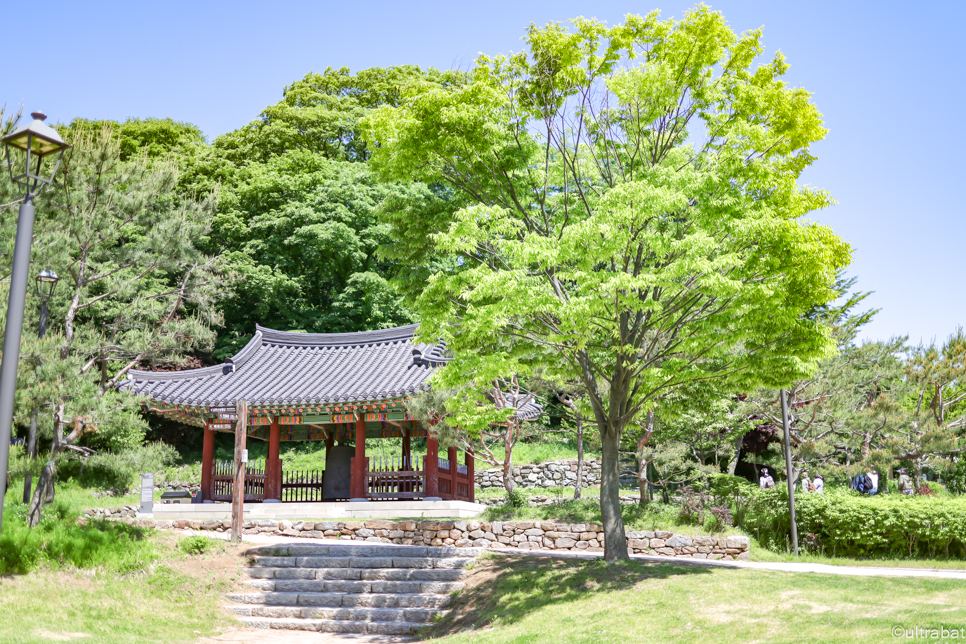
[
  {"x1": 218, "y1": 413, "x2": 238, "y2": 420},
  {"x1": 210, "y1": 422, "x2": 232, "y2": 430},
  {"x1": 241, "y1": 449, "x2": 249, "y2": 463}
]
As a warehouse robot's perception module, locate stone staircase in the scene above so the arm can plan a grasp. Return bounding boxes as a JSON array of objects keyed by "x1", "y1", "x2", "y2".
[{"x1": 226, "y1": 543, "x2": 480, "y2": 635}]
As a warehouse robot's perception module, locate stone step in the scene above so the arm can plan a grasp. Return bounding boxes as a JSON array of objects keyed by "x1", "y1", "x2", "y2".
[
  {"x1": 237, "y1": 616, "x2": 425, "y2": 635},
  {"x1": 237, "y1": 579, "x2": 465, "y2": 594},
  {"x1": 226, "y1": 591, "x2": 453, "y2": 609},
  {"x1": 249, "y1": 554, "x2": 476, "y2": 570},
  {"x1": 244, "y1": 567, "x2": 467, "y2": 582},
  {"x1": 245, "y1": 544, "x2": 481, "y2": 559},
  {"x1": 228, "y1": 605, "x2": 438, "y2": 623}
]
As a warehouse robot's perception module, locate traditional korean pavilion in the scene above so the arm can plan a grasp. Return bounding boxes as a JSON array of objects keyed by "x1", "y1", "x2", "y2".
[{"x1": 121, "y1": 324, "x2": 537, "y2": 505}]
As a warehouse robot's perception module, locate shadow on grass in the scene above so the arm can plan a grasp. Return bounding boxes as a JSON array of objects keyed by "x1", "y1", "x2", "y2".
[
  {"x1": 0, "y1": 500, "x2": 154, "y2": 575},
  {"x1": 426, "y1": 551, "x2": 716, "y2": 638}
]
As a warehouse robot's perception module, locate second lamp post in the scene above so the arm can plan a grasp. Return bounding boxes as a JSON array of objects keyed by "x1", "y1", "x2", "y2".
[{"x1": 22, "y1": 269, "x2": 60, "y2": 504}]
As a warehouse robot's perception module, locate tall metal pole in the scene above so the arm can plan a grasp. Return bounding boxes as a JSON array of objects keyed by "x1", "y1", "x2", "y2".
[
  {"x1": 22, "y1": 298, "x2": 48, "y2": 504},
  {"x1": 0, "y1": 199, "x2": 37, "y2": 534},
  {"x1": 780, "y1": 388, "x2": 799, "y2": 556}
]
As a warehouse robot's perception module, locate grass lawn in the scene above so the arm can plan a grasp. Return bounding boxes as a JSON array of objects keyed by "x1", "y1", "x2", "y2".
[
  {"x1": 426, "y1": 552, "x2": 966, "y2": 643},
  {"x1": 0, "y1": 531, "x2": 245, "y2": 644}
]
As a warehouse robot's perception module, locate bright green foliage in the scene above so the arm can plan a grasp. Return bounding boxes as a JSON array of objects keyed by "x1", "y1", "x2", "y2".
[
  {"x1": 363, "y1": 7, "x2": 850, "y2": 560},
  {"x1": 0, "y1": 495, "x2": 157, "y2": 575},
  {"x1": 742, "y1": 488, "x2": 966, "y2": 558},
  {"x1": 65, "y1": 117, "x2": 206, "y2": 161},
  {"x1": 212, "y1": 66, "x2": 465, "y2": 164},
  {"x1": 182, "y1": 67, "x2": 461, "y2": 357}
]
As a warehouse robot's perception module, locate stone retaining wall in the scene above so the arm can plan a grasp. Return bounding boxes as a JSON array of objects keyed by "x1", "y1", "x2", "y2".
[
  {"x1": 96, "y1": 513, "x2": 749, "y2": 561},
  {"x1": 476, "y1": 459, "x2": 639, "y2": 490},
  {"x1": 476, "y1": 459, "x2": 603, "y2": 489}
]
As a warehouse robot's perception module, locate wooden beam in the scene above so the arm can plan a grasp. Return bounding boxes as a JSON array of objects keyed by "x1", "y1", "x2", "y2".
[{"x1": 231, "y1": 401, "x2": 248, "y2": 544}]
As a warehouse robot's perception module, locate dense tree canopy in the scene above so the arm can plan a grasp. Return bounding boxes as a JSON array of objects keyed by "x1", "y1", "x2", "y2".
[{"x1": 363, "y1": 8, "x2": 851, "y2": 560}]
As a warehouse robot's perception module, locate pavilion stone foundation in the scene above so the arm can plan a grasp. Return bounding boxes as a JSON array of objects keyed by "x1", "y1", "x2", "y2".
[{"x1": 96, "y1": 513, "x2": 750, "y2": 561}]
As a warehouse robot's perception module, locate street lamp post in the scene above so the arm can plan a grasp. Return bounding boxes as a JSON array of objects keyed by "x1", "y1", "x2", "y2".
[
  {"x1": 0, "y1": 113, "x2": 68, "y2": 534},
  {"x1": 22, "y1": 269, "x2": 59, "y2": 504}
]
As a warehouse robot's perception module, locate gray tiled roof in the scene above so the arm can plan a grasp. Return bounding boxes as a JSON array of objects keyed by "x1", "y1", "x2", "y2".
[{"x1": 119, "y1": 324, "x2": 447, "y2": 407}]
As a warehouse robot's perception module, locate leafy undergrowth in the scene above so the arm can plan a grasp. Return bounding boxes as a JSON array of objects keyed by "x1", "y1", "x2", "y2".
[
  {"x1": 424, "y1": 553, "x2": 966, "y2": 643},
  {"x1": 0, "y1": 495, "x2": 156, "y2": 575}
]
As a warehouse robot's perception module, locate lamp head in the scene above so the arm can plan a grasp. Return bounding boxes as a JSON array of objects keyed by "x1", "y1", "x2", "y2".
[
  {"x1": 2, "y1": 112, "x2": 70, "y2": 200},
  {"x1": 35, "y1": 268, "x2": 60, "y2": 301}
]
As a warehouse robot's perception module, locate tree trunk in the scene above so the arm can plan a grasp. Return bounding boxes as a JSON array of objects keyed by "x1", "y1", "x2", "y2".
[
  {"x1": 574, "y1": 414, "x2": 583, "y2": 501},
  {"x1": 28, "y1": 459, "x2": 57, "y2": 527},
  {"x1": 727, "y1": 434, "x2": 742, "y2": 476},
  {"x1": 599, "y1": 427, "x2": 629, "y2": 562},
  {"x1": 502, "y1": 451, "x2": 515, "y2": 493}
]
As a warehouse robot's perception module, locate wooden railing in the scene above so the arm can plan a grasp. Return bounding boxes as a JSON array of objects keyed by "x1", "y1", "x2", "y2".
[
  {"x1": 365, "y1": 455, "x2": 424, "y2": 500},
  {"x1": 436, "y1": 456, "x2": 473, "y2": 502},
  {"x1": 208, "y1": 452, "x2": 473, "y2": 503},
  {"x1": 282, "y1": 469, "x2": 325, "y2": 502},
  {"x1": 211, "y1": 459, "x2": 266, "y2": 502}
]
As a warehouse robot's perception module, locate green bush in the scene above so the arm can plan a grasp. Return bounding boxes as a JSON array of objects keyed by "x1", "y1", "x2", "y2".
[
  {"x1": 505, "y1": 487, "x2": 528, "y2": 508},
  {"x1": 177, "y1": 535, "x2": 219, "y2": 556},
  {"x1": 60, "y1": 442, "x2": 180, "y2": 492},
  {"x1": 0, "y1": 496, "x2": 157, "y2": 574},
  {"x1": 739, "y1": 488, "x2": 966, "y2": 558}
]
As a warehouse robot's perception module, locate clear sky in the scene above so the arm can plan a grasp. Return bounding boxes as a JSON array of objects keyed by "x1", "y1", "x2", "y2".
[{"x1": 3, "y1": 1, "x2": 963, "y2": 346}]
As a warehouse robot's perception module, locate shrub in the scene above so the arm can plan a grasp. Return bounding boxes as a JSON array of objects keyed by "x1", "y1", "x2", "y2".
[
  {"x1": 60, "y1": 442, "x2": 180, "y2": 492},
  {"x1": 739, "y1": 488, "x2": 966, "y2": 558},
  {"x1": 505, "y1": 487, "x2": 528, "y2": 508},
  {"x1": 177, "y1": 535, "x2": 219, "y2": 556},
  {"x1": 705, "y1": 504, "x2": 733, "y2": 533}
]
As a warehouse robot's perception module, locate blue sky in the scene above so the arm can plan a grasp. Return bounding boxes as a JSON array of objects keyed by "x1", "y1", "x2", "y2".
[{"x1": 3, "y1": 1, "x2": 963, "y2": 346}]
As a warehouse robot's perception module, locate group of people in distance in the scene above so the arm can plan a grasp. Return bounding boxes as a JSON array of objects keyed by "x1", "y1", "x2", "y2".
[
  {"x1": 757, "y1": 466, "x2": 916, "y2": 495},
  {"x1": 757, "y1": 468, "x2": 824, "y2": 492}
]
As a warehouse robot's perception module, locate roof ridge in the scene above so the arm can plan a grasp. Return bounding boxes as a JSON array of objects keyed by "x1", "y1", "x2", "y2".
[{"x1": 256, "y1": 324, "x2": 420, "y2": 347}]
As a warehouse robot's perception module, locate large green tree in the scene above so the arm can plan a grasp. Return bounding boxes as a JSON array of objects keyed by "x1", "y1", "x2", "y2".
[
  {"x1": 183, "y1": 67, "x2": 461, "y2": 357},
  {"x1": 363, "y1": 8, "x2": 850, "y2": 561}
]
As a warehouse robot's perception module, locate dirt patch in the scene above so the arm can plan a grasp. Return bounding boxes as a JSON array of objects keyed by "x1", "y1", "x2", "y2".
[{"x1": 157, "y1": 531, "x2": 252, "y2": 594}]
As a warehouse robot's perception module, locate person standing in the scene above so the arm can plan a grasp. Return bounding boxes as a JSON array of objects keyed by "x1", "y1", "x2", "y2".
[
  {"x1": 897, "y1": 468, "x2": 914, "y2": 495},
  {"x1": 801, "y1": 471, "x2": 812, "y2": 493},
  {"x1": 759, "y1": 467, "x2": 775, "y2": 489},
  {"x1": 812, "y1": 474, "x2": 824, "y2": 493}
]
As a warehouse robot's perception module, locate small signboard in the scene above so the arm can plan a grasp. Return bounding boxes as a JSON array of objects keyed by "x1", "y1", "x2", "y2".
[
  {"x1": 210, "y1": 422, "x2": 233, "y2": 430},
  {"x1": 140, "y1": 472, "x2": 155, "y2": 514},
  {"x1": 209, "y1": 406, "x2": 236, "y2": 413},
  {"x1": 217, "y1": 413, "x2": 238, "y2": 420}
]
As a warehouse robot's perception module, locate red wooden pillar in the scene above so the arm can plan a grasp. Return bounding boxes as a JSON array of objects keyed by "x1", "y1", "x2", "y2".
[
  {"x1": 201, "y1": 420, "x2": 215, "y2": 501},
  {"x1": 350, "y1": 414, "x2": 368, "y2": 499},
  {"x1": 465, "y1": 449, "x2": 475, "y2": 502},
  {"x1": 446, "y1": 446, "x2": 458, "y2": 500},
  {"x1": 425, "y1": 436, "x2": 439, "y2": 499},
  {"x1": 265, "y1": 417, "x2": 281, "y2": 501}
]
